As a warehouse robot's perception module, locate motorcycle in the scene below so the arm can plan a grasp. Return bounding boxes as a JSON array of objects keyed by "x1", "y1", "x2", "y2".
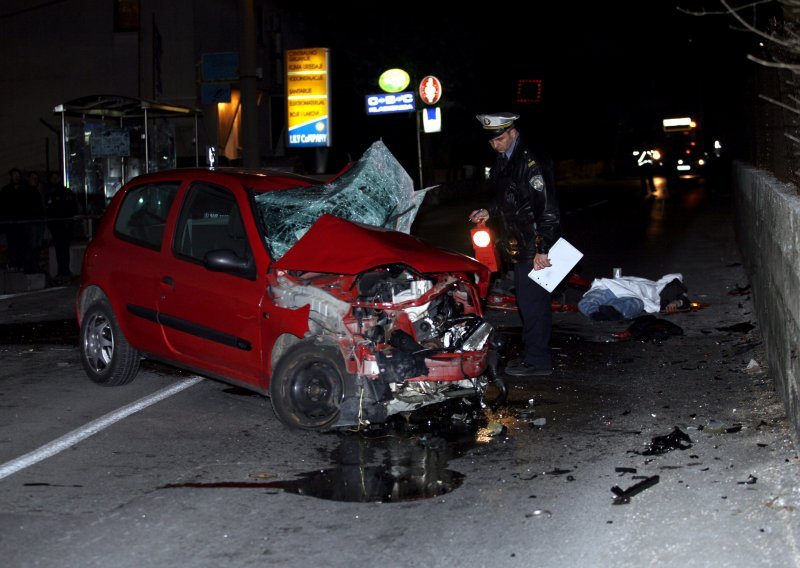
[{"x1": 470, "y1": 222, "x2": 590, "y2": 313}]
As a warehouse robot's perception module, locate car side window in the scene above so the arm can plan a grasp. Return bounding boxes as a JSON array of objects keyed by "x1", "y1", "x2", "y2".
[
  {"x1": 173, "y1": 182, "x2": 252, "y2": 264},
  {"x1": 114, "y1": 182, "x2": 179, "y2": 250}
]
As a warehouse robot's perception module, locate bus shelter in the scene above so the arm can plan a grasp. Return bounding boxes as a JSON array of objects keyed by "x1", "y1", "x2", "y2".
[{"x1": 54, "y1": 94, "x2": 202, "y2": 216}]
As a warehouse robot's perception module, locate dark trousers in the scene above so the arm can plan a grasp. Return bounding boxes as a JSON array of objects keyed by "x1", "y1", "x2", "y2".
[
  {"x1": 6, "y1": 222, "x2": 41, "y2": 273},
  {"x1": 49, "y1": 222, "x2": 73, "y2": 277},
  {"x1": 5, "y1": 224, "x2": 24, "y2": 270},
  {"x1": 514, "y1": 260, "x2": 552, "y2": 367}
]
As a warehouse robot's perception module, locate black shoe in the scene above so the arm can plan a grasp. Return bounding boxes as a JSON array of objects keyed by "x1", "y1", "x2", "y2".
[{"x1": 504, "y1": 360, "x2": 553, "y2": 377}]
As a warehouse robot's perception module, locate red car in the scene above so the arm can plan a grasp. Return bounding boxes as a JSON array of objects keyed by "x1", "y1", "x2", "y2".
[{"x1": 77, "y1": 142, "x2": 496, "y2": 430}]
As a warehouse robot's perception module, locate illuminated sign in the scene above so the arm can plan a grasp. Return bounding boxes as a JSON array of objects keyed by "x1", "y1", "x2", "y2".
[
  {"x1": 366, "y1": 92, "x2": 415, "y2": 115},
  {"x1": 515, "y1": 79, "x2": 542, "y2": 104},
  {"x1": 418, "y1": 76, "x2": 442, "y2": 105},
  {"x1": 422, "y1": 107, "x2": 441, "y2": 133},
  {"x1": 663, "y1": 117, "x2": 696, "y2": 132},
  {"x1": 379, "y1": 68, "x2": 411, "y2": 93},
  {"x1": 286, "y1": 48, "x2": 331, "y2": 147}
]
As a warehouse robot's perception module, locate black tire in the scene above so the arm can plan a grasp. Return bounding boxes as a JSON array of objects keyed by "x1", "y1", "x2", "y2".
[
  {"x1": 79, "y1": 298, "x2": 141, "y2": 386},
  {"x1": 269, "y1": 341, "x2": 354, "y2": 430}
]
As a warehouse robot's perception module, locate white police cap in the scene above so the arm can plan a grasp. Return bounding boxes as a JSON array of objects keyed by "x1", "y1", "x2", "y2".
[{"x1": 476, "y1": 112, "x2": 520, "y2": 138}]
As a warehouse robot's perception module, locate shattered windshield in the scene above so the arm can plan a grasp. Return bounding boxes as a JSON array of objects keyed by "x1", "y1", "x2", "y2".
[{"x1": 254, "y1": 140, "x2": 431, "y2": 261}]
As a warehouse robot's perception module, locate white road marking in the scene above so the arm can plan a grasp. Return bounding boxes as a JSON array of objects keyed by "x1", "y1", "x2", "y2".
[{"x1": 0, "y1": 376, "x2": 204, "y2": 481}]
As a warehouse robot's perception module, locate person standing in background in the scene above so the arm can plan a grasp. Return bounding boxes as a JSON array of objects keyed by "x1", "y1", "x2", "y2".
[{"x1": 45, "y1": 171, "x2": 79, "y2": 284}]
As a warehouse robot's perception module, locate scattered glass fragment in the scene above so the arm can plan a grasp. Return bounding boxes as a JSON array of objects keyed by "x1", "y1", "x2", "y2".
[{"x1": 526, "y1": 509, "x2": 552, "y2": 518}]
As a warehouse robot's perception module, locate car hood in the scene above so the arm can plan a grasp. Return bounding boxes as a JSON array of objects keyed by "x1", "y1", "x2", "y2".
[{"x1": 272, "y1": 214, "x2": 489, "y2": 279}]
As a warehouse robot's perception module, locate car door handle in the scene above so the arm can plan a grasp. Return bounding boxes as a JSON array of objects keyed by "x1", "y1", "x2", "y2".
[{"x1": 161, "y1": 276, "x2": 175, "y2": 288}]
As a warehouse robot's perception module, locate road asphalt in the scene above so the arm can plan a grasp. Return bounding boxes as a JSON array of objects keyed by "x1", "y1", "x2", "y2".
[{"x1": 1, "y1": 186, "x2": 800, "y2": 567}]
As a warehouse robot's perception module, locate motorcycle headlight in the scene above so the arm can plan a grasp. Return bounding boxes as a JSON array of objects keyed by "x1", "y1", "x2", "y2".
[{"x1": 472, "y1": 228, "x2": 492, "y2": 248}]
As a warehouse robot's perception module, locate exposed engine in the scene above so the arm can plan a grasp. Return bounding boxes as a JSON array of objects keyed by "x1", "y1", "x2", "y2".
[{"x1": 269, "y1": 263, "x2": 495, "y2": 426}]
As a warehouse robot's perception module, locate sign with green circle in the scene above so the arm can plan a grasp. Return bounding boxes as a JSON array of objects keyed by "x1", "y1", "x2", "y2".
[{"x1": 379, "y1": 68, "x2": 411, "y2": 93}]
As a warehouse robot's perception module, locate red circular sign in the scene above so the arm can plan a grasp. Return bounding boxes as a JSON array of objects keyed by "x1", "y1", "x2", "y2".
[{"x1": 418, "y1": 75, "x2": 442, "y2": 105}]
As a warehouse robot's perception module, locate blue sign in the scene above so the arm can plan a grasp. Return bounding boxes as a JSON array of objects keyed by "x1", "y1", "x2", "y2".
[
  {"x1": 287, "y1": 117, "x2": 330, "y2": 148},
  {"x1": 366, "y1": 92, "x2": 415, "y2": 115}
]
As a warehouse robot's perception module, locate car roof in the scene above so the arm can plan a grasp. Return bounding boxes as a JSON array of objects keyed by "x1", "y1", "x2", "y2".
[{"x1": 124, "y1": 167, "x2": 319, "y2": 191}]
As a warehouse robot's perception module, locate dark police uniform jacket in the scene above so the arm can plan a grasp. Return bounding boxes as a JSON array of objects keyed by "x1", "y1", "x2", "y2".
[{"x1": 488, "y1": 135, "x2": 561, "y2": 263}]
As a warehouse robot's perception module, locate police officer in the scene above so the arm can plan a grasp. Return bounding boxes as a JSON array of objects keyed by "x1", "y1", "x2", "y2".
[{"x1": 469, "y1": 112, "x2": 562, "y2": 376}]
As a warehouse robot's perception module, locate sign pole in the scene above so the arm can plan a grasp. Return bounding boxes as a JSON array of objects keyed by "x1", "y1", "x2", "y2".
[{"x1": 416, "y1": 109, "x2": 423, "y2": 189}]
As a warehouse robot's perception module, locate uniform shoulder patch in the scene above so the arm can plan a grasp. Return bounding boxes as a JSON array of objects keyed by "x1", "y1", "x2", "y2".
[{"x1": 530, "y1": 174, "x2": 545, "y2": 191}]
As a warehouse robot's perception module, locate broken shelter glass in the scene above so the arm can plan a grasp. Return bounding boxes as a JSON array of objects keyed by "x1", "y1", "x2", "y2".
[{"x1": 254, "y1": 140, "x2": 431, "y2": 261}]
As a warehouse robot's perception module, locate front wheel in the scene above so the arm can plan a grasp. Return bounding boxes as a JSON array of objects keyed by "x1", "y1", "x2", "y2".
[
  {"x1": 79, "y1": 299, "x2": 140, "y2": 386},
  {"x1": 269, "y1": 341, "x2": 353, "y2": 430}
]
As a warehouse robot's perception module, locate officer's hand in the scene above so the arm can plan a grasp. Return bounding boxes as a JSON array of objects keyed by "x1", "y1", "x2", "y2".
[
  {"x1": 469, "y1": 209, "x2": 489, "y2": 224},
  {"x1": 532, "y1": 253, "x2": 552, "y2": 271}
]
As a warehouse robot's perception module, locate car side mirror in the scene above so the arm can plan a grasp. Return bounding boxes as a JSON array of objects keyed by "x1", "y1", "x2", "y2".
[{"x1": 204, "y1": 249, "x2": 256, "y2": 280}]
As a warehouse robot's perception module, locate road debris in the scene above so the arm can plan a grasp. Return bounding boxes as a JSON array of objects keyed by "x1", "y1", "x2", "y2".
[{"x1": 611, "y1": 475, "x2": 660, "y2": 505}]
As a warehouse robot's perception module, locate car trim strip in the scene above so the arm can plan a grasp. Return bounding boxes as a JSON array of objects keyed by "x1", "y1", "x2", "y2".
[{"x1": 126, "y1": 304, "x2": 253, "y2": 351}]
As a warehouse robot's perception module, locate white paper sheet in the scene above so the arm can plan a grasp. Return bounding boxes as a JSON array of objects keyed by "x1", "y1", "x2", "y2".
[{"x1": 527, "y1": 238, "x2": 583, "y2": 293}]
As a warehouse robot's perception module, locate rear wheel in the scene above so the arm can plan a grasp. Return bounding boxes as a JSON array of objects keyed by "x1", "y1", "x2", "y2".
[
  {"x1": 80, "y1": 299, "x2": 140, "y2": 386},
  {"x1": 270, "y1": 341, "x2": 353, "y2": 430}
]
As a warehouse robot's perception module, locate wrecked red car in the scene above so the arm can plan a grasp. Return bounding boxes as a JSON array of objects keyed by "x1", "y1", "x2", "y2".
[{"x1": 77, "y1": 141, "x2": 496, "y2": 430}]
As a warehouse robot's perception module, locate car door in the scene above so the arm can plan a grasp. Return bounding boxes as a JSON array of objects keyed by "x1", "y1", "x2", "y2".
[
  {"x1": 108, "y1": 180, "x2": 181, "y2": 358},
  {"x1": 157, "y1": 180, "x2": 267, "y2": 387}
]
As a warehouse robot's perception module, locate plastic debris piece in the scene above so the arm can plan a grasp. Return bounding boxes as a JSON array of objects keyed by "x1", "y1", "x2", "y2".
[
  {"x1": 745, "y1": 359, "x2": 761, "y2": 373},
  {"x1": 611, "y1": 475, "x2": 660, "y2": 505},
  {"x1": 640, "y1": 427, "x2": 692, "y2": 455},
  {"x1": 702, "y1": 419, "x2": 727, "y2": 434},
  {"x1": 531, "y1": 417, "x2": 547, "y2": 427},
  {"x1": 545, "y1": 468, "x2": 574, "y2": 476}
]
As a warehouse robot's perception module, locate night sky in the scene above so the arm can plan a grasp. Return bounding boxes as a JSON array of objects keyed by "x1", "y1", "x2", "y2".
[{"x1": 288, "y1": 2, "x2": 756, "y2": 173}]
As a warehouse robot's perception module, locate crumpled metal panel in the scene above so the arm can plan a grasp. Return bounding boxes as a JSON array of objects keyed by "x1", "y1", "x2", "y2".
[
  {"x1": 254, "y1": 140, "x2": 429, "y2": 261},
  {"x1": 272, "y1": 214, "x2": 490, "y2": 279}
]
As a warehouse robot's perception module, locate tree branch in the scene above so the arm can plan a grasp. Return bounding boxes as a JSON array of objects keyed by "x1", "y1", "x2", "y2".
[
  {"x1": 747, "y1": 53, "x2": 800, "y2": 69},
  {"x1": 759, "y1": 92, "x2": 800, "y2": 115},
  {"x1": 719, "y1": 0, "x2": 798, "y2": 47}
]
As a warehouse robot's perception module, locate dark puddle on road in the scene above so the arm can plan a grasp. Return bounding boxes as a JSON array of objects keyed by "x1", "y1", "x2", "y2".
[{"x1": 164, "y1": 405, "x2": 485, "y2": 503}]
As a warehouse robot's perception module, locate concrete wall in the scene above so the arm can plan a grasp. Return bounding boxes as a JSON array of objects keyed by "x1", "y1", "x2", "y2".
[{"x1": 733, "y1": 161, "x2": 800, "y2": 440}]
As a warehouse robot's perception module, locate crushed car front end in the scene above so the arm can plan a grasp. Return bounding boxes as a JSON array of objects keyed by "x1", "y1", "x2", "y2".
[
  {"x1": 254, "y1": 141, "x2": 496, "y2": 430},
  {"x1": 267, "y1": 259, "x2": 494, "y2": 427}
]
